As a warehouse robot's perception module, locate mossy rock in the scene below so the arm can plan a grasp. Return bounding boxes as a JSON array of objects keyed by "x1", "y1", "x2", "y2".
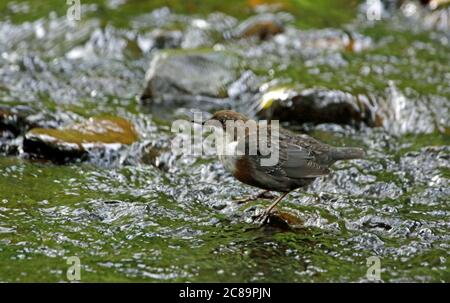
[
  {"x1": 264, "y1": 210, "x2": 304, "y2": 230},
  {"x1": 23, "y1": 116, "x2": 138, "y2": 163}
]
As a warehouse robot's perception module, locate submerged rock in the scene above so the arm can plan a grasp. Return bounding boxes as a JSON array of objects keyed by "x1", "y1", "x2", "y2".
[
  {"x1": 23, "y1": 117, "x2": 138, "y2": 163},
  {"x1": 140, "y1": 50, "x2": 241, "y2": 102},
  {"x1": 256, "y1": 86, "x2": 379, "y2": 127}
]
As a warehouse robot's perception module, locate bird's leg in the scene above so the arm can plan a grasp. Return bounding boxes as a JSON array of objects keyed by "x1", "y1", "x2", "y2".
[
  {"x1": 254, "y1": 192, "x2": 290, "y2": 224},
  {"x1": 233, "y1": 190, "x2": 275, "y2": 204}
]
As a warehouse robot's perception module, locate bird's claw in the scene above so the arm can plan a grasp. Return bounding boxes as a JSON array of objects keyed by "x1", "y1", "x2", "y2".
[{"x1": 252, "y1": 209, "x2": 273, "y2": 225}]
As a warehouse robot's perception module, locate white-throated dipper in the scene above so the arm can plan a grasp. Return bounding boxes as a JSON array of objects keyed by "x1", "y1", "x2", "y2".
[{"x1": 200, "y1": 110, "x2": 365, "y2": 224}]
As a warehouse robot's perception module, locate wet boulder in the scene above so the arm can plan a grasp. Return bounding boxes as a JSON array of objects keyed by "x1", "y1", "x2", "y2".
[
  {"x1": 256, "y1": 86, "x2": 379, "y2": 127},
  {"x1": 23, "y1": 117, "x2": 138, "y2": 163},
  {"x1": 140, "y1": 50, "x2": 241, "y2": 102}
]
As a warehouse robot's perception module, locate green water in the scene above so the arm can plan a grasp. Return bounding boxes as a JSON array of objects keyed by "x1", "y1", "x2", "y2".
[{"x1": 0, "y1": 0, "x2": 449, "y2": 282}]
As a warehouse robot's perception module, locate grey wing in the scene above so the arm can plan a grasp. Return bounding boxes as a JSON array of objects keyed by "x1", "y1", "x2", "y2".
[
  {"x1": 240, "y1": 126, "x2": 329, "y2": 178},
  {"x1": 281, "y1": 143, "x2": 330, "y2": 178}
]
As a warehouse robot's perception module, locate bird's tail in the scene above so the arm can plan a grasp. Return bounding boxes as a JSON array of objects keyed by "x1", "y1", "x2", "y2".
[{"x1": 331, "y1": 147, "x2": 365, "y2": 161}]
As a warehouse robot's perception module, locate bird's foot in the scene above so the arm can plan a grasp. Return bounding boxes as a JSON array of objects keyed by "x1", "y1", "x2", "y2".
[
  {"x1": 252, "y1": 207, "x2": 276, "y2": 225},
  {"x1": 233, "y1": 191, "x2": 276, "y2": 204}
]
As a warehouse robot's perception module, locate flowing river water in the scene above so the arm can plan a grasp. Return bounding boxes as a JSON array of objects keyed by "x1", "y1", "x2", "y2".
[{"x1": 0, "y1": 0, "x2": 449, "y2": 282}]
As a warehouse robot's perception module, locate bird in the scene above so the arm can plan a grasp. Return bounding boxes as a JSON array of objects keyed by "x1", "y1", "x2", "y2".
[{"x1": 198, "y1": 110, "x2": 365, "y2": 224}]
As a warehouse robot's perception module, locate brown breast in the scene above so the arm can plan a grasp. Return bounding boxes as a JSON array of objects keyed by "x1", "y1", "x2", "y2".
[{"x1": 233, "y1": 157, "x2": 265, "y2": 189}]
